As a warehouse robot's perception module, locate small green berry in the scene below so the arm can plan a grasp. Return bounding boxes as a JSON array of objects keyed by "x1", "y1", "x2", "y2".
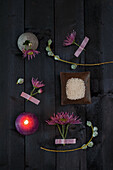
[
  {"x1": 82, "y1": 144, "x2": 87, "y2": 149},
  {"x1": 93, "y1": 127, "x2": 98, "y2": 131},
  {"x1": 48, "y1": 51, "x2": 54, "y2": 56},
  {"x1": 54, "y1": 55, "x2": 60, "y2": 60},
  {"x1": 46, "y1": 46, "x2": 51, "y2": 52},
  {"x1": 71, "y1": 64, "x2": 77, "y2": 69},
  {"x1": 87, "y1": 121, "x2": 92, "y2": 127},
  {"x1": 93, "y1": 131, "x2": 98, "y2": 137},
  {"x1": 88, "y1": 141, "x2": 94, "y2": 147},
  {"x1": 48, "y1": 39, "x2": 52, "y2": 45}
]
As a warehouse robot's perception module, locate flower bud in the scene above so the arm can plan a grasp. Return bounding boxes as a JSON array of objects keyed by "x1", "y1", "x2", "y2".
[
  {"x1": 16, "y1": 78, "x2": 24, "y2": 84},
  {"x1": 38, "y1": 89, "x2": 43, "y2": 94}
]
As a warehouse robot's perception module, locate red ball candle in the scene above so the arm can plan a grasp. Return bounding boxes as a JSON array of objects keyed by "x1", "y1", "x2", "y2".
[{"x1": 15, "y1": 112, "x2": 39, "y2": 135}]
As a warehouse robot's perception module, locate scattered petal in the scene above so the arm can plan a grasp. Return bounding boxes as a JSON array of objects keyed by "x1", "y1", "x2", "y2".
[
  {"x1": 88, "y1": 141, "x2": 94, "y2": 147},
  {"x1": 46, "y1": 46, "x2": 51, "y2": 52},
  {"x1": 93, "y1": 127, "x2": 98, "y2": 131},
  {"x1": 93, "y1": 131, "x2": 98, "y2": 137},
  {"x1": 48, "y1": 39, "x2": 52, "y2": 45},
  {"x1": 82, "y1": 144, "x2": 87, "y2": 149},
  {"x1": 87, "y1": 121, "x2": 92, "y2": 127},
  {"x1": 54, "y1": 55, "x2": 60, "y2": 60},
  {"x1": 16, "y1": 78, "x2": 24, "y2": 84},
  {"x1": 71, "y1": 64, "x2": 77, "y2": 70}
]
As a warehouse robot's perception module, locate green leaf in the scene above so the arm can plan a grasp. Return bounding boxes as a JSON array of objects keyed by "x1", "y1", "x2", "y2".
[{"x1": 23, "y1": 40, "x2": 30, "y2": 45}]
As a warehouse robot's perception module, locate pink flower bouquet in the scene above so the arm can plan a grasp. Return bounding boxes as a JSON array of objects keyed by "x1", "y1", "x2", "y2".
[{"x1": 46, "y1": 112, "x2": 82, "y2": 145}]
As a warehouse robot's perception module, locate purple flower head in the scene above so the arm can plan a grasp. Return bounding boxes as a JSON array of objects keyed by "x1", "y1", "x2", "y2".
[
  {"x1": 32, "y1": 77, "x2": 45, "y2": 88},
  {"x1": 46, "y1": 112, "x2": 82, "y2": 125},
  {"x1": 63, "y1": 31, "x2": 76, "y2": 46},
  {"x1": 22, "y1": 49, "x2": 40, "y2": 60}
]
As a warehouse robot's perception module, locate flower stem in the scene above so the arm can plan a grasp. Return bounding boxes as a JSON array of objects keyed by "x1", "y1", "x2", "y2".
[
  {"x1": 25, "y1": 45, "x2": 27, "y2": 50},
  {"x1": 30, "y1": 87, "x2": 36, "y2": 95},
  {"x1": 57, "y1": 124, "x2": 64, "y2": 139},
  {"x1": 62, "y1": 125, "x2": 65, "y2": 136},
  {"x1": 64, "y1": 124, "x2": 70, "y2": 139},
  {"x1": 32, "y1": 91, "x2": 39, "y2": 96},
  {"x1": 26, "y1": 87, "x2": 35, "y2": 101},
  {"x1": 73, "y1": 41, "x2": 86, "y2": 51},
  {"x1": 57, "y1": 124, "x2": 66, "y2": 146}
]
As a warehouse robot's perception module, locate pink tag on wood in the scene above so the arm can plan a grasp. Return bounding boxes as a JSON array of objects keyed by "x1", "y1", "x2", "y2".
[
  {"x1": 55, "y1": 139, "x2": 76, "y2": 144},
  {"x1": 74, "y1": 37, "x2": 89, "y2": 57},
  {"x1": 20, "y1": 92, "x2": 40, "y2": 105}
]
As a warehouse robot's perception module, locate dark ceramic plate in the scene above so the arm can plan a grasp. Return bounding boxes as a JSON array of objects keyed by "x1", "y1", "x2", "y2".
[{"x1": 60, "y1": 72, "x2": 91, "y2": 105}]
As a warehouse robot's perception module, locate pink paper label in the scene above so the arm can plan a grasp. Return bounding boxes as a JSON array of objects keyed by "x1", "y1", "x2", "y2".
[
  {"x1": 74, "y1": 37, "x2": 89, "y2": 57},
  {"x1": 55, "y1": 139, "x2": 76, "y2": 144},
  {"x1": 20, "y1": 92, "x2": 40, "y2": 105}
]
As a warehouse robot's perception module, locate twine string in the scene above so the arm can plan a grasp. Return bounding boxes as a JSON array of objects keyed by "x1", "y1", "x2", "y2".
[
  {"x1": 53, "y1": 55, "x2": 113, "y2": 66},
  {"x1": 40, "y1": 125, "x2": 94, "y2": 153}
]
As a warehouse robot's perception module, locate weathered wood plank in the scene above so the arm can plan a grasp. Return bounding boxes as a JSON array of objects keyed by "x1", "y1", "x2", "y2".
[
  {"x1": 55, "y1": 0, "x2": 86, "y2": 169},
  {"x1": 0, "y1": 0, "x2": 25, "y2": 170},
  {"x1": 85, "y1": 0, "x2": 113, "y2": 169},
  {"x1": 85, "y1": 0, "x2": 103, "y2": 169},
  {"x1": 101, "y1": 1, "x2": 113, "y2": 170},
  {"x1": 24, "y1": 0, "x2": 56, "y2": 169}
]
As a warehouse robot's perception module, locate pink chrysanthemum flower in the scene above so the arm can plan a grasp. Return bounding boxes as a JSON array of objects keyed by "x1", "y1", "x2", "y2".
[
  {"x1": 63, "y1": 31, "x2": 76, "y2": 46},
  {"x1": 22, "y1": 49, "x2": 40, "y2": 60},
  {"x1": 46, "y1": 112, "x2": 82, "y2": 143},
  {"x1": 32, "y1": 77, "x2": 45, "y2": 88},
  {"x1": 46, "y1": 112, "x2": 81, "y2": 125}
]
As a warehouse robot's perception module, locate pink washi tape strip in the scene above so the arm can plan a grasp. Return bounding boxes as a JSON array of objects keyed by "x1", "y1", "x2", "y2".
[
  {"x1": 20, "y1": 92, "x2": 40, "y2": 105},
  {"x1": 74, "y1": 36, "x2": 89, "y2": 57},
  {"x1": 55, "y1": 139, "x2": 76, "y2": 144}
]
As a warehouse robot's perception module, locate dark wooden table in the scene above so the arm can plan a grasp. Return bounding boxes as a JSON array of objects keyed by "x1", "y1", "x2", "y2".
[{"x1": 0, "y1": 0, "x2": 113, "y2": 169}]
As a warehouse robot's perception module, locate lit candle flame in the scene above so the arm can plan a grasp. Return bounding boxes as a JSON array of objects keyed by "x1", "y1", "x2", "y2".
[{"x1": 24, "y1": 119, "x2": 29, "y2": 125}]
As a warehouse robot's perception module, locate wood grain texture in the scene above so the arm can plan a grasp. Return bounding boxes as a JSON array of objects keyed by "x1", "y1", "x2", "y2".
[
  {"x1": 0, "y1": 0, "x2": 113, "y2": 170},
  {"x1": 101, "y1": 1, "x2": 113, "y2": 170},
  {"x1": 55, "y1": 0, "x2": 87, "y2": 170},
  {"x1": 85, "y1": 0, "x2": 103, "y2": 169},
  {"x1": 0, "y1": 0, "x2": 25, "y2": 170},
  {"x1": 24, "y1": 0, "x2": 56, "y2": 169}
]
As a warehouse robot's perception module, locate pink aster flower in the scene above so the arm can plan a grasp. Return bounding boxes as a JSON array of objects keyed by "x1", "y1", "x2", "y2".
[
  {"x1": 46, "y1": 112, "x2": 81, "y2": 125},
  {"x1": 46, "y1": 112, "x2": 82, "y2": 143},
  {"x1": 32, "y1": 77, "x2": 45, "y2": 88},
  {"x1": 63, "y1": 31, "x2": 76, "y2": 46},
  {"x1": 22, "y1": 49, "x2": 40, "y2": 60},
  {"x1": 28, "y1": 77, "x2": 45, "y2": 99}
]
